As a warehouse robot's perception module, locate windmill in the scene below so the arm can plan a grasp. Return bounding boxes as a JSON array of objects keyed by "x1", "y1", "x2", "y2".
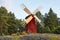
[{"x1": 21, "y1": 4, "x2": 43, "y2": 27}]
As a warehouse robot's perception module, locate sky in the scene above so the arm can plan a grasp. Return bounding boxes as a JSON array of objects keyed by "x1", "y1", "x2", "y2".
[{"x1": 0, "y1": 0, "x2": 60, "y2": 19}]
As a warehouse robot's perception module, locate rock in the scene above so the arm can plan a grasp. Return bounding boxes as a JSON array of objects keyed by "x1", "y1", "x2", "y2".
[
  {"x1": 19, "y1": 34, "x2": 50, "y2": 40},
  {"x1": 0, "y1": 36, "x2": 12, "y2": 40},
  {"x1": 0, "y1": 34, "x2": 50, "y2": 40}
]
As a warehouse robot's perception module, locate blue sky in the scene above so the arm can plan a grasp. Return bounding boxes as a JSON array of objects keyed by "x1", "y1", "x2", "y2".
[{"x1": 0, "y1": 0, "x2": 60, "y2": 19}]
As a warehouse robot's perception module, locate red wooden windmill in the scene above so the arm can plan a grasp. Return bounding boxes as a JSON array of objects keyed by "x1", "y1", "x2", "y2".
[{"x1": 21, "y1": 4, "x2": 43, "y2": 33}]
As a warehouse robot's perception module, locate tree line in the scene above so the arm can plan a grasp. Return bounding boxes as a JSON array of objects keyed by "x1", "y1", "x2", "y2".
[
  {"x1": 0, "y1": 7, "x2": 60, "y2": 36},
  {"x1": 0, "y1": 7, "x2": 25, "y2": 35},
  {"x1": 36, "y1": 8, "x2": 60, "y2": 34}
]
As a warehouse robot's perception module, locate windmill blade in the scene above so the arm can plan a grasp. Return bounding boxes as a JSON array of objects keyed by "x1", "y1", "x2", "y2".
[
  {"x1": 33, "y1": 8, "x2": 43, "y2": 27},
  {"x1": 34, "y1": 15, "x2": 41, "y2": 23},
  {"x1": 33, "y1": 9, "x2": 39, "y2": 14},
  {"x1": 21, "y1": 4, "x2": 43, "y2": 27},
  {"x1": 33, "y1": 6, "x2": 43, "y2": 15},
  {"x1": 33, "y1": 15, "x2": 43, "y2": 27},
  {"x1": 21, "y1": 4, "x2": 32, "y2": 14}
]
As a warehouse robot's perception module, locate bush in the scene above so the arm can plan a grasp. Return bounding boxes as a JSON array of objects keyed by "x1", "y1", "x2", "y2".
[
  {"x1": 43, "y1": 26, "x2": 51, "y2": 33},
  {"x1": 54, "y1": 26, "x2": 60, "y2": 34}
]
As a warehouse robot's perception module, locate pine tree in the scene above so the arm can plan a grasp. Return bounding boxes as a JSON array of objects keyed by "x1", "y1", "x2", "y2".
[{"x1": 44, "y1": 8, "x2": 58, "y2": 32}]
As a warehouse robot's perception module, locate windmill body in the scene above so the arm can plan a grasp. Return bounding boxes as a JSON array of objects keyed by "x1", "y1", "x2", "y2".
[{"x1": 25, "y1": 14, "x2": 37, "y2": 33}]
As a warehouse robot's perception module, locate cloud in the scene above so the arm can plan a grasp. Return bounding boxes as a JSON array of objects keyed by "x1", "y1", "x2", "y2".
[{"x1": 0, "y1": 0, "x2": 13, "y2": 12}]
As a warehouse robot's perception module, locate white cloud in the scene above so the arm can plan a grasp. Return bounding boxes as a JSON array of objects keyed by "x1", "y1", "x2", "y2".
[{"x1": 0, "y1": 0, "x2": 13, "y2": 12}]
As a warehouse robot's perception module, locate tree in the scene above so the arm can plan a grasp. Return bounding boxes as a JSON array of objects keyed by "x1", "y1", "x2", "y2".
[
  {"x1": 0, "y1": 7, "x2": 8, "y2": 35},
  {"x1": 7, "y1": 12, "x2": 25, "y2": 34},
  {"x1": 44, "y1": 8, "x2": 58, "y2": 32},
  {"x1": 58, "y1": 18, "x2": 60, "y2": 26},
  {"x1": 7, "y1": 12, "x2": 18, "y2": 34},
  {"x1": 0, "y1": 6, "x2": 26, "y2": 35},
  {"x1": 54, "y1": 26, "x2": 60, "y2": 34},
  {"x1": 15, "y1": 19, "x2": 25, "y2": 33}
]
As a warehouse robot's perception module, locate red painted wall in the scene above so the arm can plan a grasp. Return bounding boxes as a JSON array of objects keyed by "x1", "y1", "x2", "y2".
[{"x1": 25, "y1": 14, "x2": 37, "y2": 33}]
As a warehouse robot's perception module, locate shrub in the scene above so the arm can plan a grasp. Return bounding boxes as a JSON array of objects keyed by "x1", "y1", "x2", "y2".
[{"x1": 54, "y1": 26, "x2": 60, "y2": 34}]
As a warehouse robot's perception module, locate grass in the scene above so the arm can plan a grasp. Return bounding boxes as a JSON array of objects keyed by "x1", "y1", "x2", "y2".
[
  {"x1": 50, "y1": 36, "x2": 59, "y2": 40},
  {"x1": 41, "y1": 33, "x2": 60, "y2": 40},
  {"x1": 12, "y1": 36, "x2": 19, "y2": 40}
]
